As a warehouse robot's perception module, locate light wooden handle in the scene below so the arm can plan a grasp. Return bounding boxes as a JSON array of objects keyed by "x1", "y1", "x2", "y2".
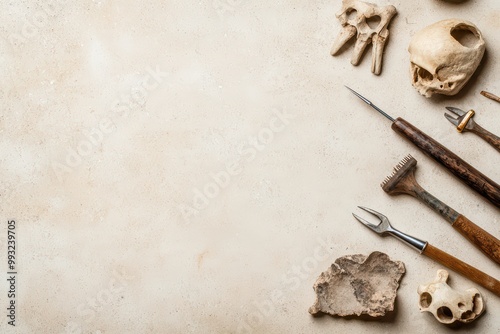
[
  {"x1": 422, "y1": 243, "x2": 500, "y2": 296},
  {"x1": 452, "y1": 215, "x2": 500, "y2": 265}
]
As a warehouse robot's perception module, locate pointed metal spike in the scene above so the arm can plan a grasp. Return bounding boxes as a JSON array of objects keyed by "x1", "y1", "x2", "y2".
[
  {"x1": 345, "y1": 86, "x2": 371, "y2": 104},
  {"x1": 345, "y1": 87, "x2": 396, "y2": 122}
]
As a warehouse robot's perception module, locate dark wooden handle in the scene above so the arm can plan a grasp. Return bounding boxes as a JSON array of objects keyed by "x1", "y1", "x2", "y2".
[
  {"x1": 470, "y1": 123, "x2": 500, "y2": 153},
  {"x1": 392, "y1": 118, "x2": 500, "y2": 208},
  {"x1": 422, "y1": 243, "x2": 500, "y2": 296},
  {"x1": 452, "y1": 215, "x2": 500, "y2": 265}
]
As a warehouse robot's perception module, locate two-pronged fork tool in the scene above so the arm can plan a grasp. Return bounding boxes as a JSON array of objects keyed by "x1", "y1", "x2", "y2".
[
  {"x1": 352, "y1": 206, "x2": 500, "y2": 296},
  {"x1": 444, "y1": 107, "x2": 500, "y2": 152},
  {"x1": 381, "y1": 155, "x2": 500, "y2": 265},
  {"x1": 345, "y1": 86, "x2": 500, "y2": 208}
]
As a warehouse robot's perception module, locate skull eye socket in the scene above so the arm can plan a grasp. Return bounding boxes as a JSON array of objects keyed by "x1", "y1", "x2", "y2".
[
  {"x1": 437, "y1": 306, "x2": 454, "y2": 322},
  {"x1": 419, "y1": 292, "x2": 432, "y2": 308},
  {"x1": 417, "y1": 67, "x2": 434, "y2": 82},
  {"x1": 451, "y1": 25, "x2": 481, "y2": 48}
]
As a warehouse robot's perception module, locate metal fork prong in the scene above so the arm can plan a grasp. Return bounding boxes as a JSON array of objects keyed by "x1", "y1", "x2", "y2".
[
  {"x1": 445, "y1": 106, "x2": 466, "y2": 116},
  {"x1": 444, "y1": 112, "x2": 460, "y2": 126},
  {"x1": 352, "y1": 213, "x2": 381, "y2": 232},
  {"x1": 357, "y1": 206, "x2": 387, "y2": 221}
]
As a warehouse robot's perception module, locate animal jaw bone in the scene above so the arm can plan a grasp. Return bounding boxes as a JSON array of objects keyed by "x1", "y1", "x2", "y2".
[
  {"x1": 417, "y1": 270, "x2": 485, "y2": 324},
  {"x1": 331, "y1": 0, "x2": 397, "y2": 75}
]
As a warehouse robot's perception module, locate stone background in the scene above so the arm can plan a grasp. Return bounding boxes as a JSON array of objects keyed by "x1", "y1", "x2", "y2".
[{"x1": 0, "y1": 0, "x2": 499, "y2": 333}]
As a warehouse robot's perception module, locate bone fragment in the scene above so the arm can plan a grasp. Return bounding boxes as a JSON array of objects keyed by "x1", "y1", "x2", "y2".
[
  {"x1": 331, "y1": 0, "x2": 397, "y2": 75},
  {"x1": 418, "y1": 269, "x2": 485, "y2": 324}
]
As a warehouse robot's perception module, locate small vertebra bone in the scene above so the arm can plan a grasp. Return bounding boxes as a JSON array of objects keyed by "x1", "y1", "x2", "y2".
[{"x1": 331, "y1": 0, "x2": 397, "y2": 75}]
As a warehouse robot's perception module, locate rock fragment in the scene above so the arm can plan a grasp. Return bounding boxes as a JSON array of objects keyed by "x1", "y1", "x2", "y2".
[{"x1": 309, "y1": 251, "x2": 405, "y2": 317}]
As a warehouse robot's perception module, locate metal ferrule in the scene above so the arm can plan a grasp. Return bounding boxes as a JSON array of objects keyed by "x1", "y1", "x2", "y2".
[
  {"x1": 388, "y1": 227, "x2": 428, "y2": 253},
  {"x1": 457, "y1": 109, "x2": 475, "y2": 132},
  {"x1": 416, "y1": 189, "x2": 460, "y2": 224}
]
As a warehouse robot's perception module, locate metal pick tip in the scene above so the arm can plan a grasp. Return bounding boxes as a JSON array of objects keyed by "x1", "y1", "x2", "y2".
[
  {"x1": 345, "y1": 86, "x2": 369, "y2": 103},
  {"x1": 344, "y1": 86, "x2": 395, "y2": 122}
]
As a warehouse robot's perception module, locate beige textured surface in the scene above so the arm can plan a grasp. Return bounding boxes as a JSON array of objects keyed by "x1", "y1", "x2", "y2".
[{"x1": 0, "y1": 1, "x2": 499, "y2": 333}]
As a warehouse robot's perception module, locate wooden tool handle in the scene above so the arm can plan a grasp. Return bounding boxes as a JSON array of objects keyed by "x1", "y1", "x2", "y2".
[
  {"x1": 413, "y1": 188, "x2": 500, "y2": 265},
  {"x1": 422, "y1": 243, "x2": 500, "y2": 296},
  {"x1": 453, "y1": 215, "x2": 500, "y2": 265},
  {"x1": 470, "y1": 123, "x2": 500, "y2": 153},
  {"x1": 392, "y1": 118, "x2": 500, "y2": 208}
]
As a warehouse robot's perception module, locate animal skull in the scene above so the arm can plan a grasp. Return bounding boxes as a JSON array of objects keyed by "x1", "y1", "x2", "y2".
[
  {"x1": 331, "y1": 0, "x2": 397, "y2": 75},
  {"x1": 408, "y1": 19, "x2": 485, "y2": 97},
  {"x1": 417, "y1": 270, "x2": 485, "y2": 324}
]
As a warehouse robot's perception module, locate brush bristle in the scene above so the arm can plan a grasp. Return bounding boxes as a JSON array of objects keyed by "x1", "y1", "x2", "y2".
[{"x1": 380, "y1": 154, "x2": 415, "y2": 188}]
